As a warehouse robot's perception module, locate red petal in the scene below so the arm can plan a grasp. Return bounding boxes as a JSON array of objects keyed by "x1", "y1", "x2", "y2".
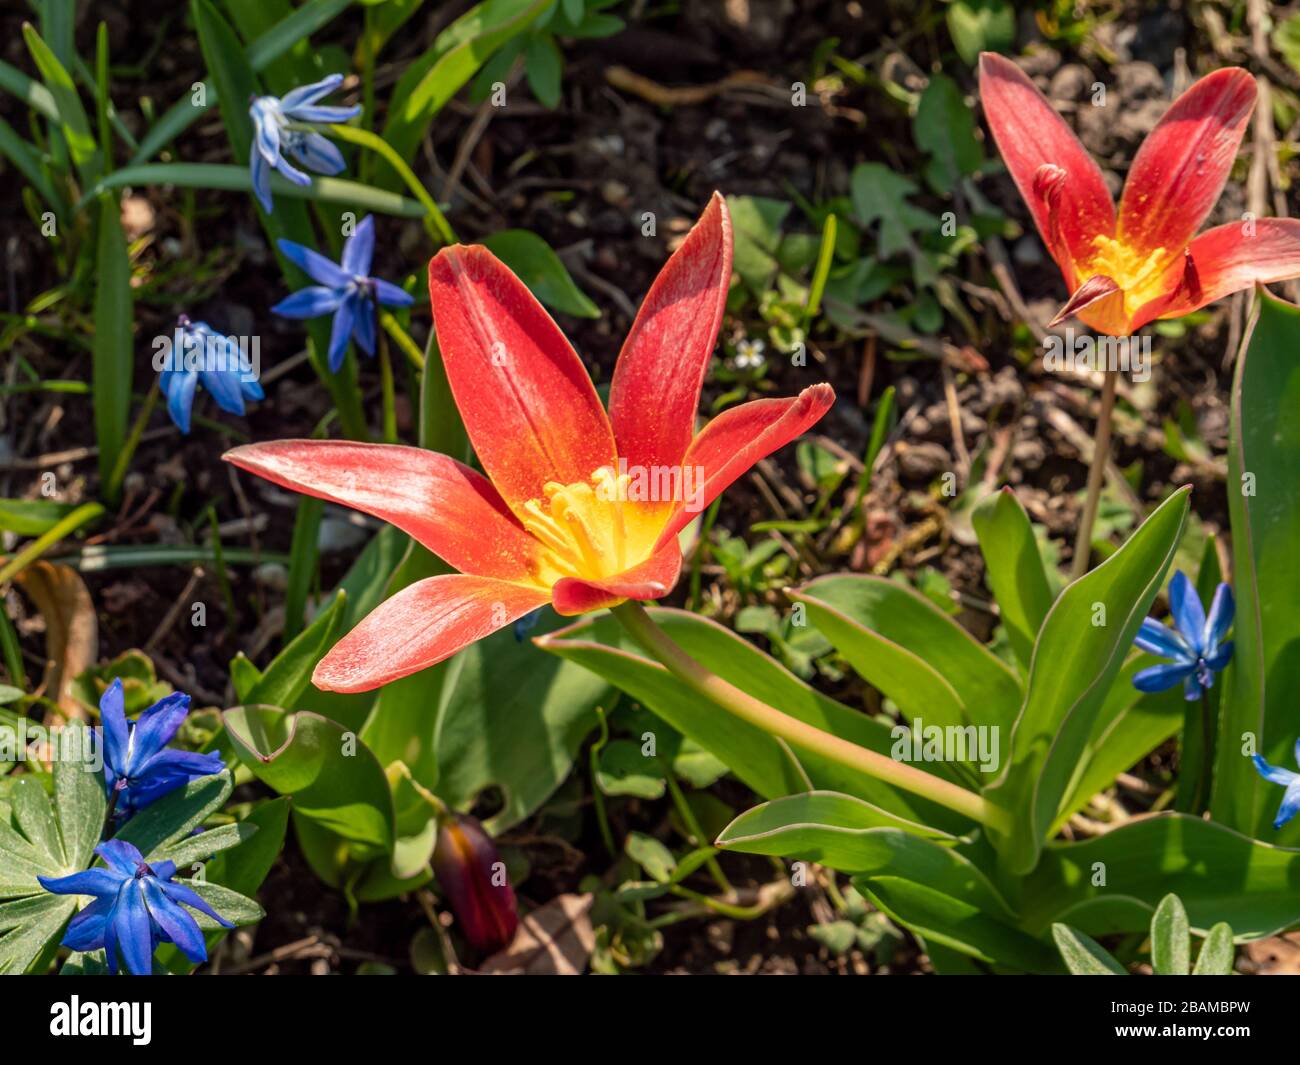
[
  {"x1": 654, "y1": 384, "x2": 835, "y2": 550},
  {"x1": 428, "y1": 245, "x2": 616, "y2": 515},
  {"x1": 978, "y1": 52, "x2": 1115, "y2": 287},
  {"x1": 312, "y1": 575, "x2": 549, "y2": 692},
  {"x1": 550, "y1": 542, "x2": 682, "y2": 615},
  {"x1": 1134, "y1": 217, "x2": 1300, "y2": 325},
  {"x1": 1118, "y1": 68, "x2": 1255, "y2": 261},
  {"x1": 224, "y1": 440, "x2": 544, "y2": 582},
  {"x1": 608, "y1": 192, "x2": 733, "y2": 471},
  {"x1": 1049, "y1": 273, "x2": 1123, "y2": 329}
]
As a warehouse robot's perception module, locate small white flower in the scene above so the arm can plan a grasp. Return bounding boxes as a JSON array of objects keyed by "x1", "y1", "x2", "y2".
[{"x1": 735, "y1": 338, "x2": 766, "y2": 369}]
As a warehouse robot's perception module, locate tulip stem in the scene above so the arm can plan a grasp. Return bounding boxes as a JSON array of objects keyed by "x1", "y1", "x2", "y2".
[
  {"x1": 1197, "y1": 691, "x2": 1215, "y2": 814},
  {"x1": 610, "y1": 601, "x2": 1010, "y2": 832},
  {"x1": 1070, "y1": 368, "x2": 1118, "y2": 582}
]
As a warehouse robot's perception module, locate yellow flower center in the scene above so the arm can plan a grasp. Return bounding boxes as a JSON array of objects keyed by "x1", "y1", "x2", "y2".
[
  {"x1": 521, "y1": 467, "x2": 662, "y2": 584},
  {"x1": 1084, "y1": 235, "x2": 1172, "y2": 319}
]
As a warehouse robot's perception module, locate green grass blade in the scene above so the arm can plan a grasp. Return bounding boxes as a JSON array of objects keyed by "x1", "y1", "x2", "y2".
[
  {"x1": 82, "y1": 162, "x2": 427, "y2": 218},
  {"x1": 91, "y1": 193, "x2": 133, "y2": 497},
  {"x1": 21, "y1": 22, "x2": 99, "y2": 183}
]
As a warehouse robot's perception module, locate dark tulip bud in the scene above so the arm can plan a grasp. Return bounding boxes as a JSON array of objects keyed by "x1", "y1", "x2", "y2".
[{"x1": 432, "y1": 813, "x2": 519, "y2": 953}]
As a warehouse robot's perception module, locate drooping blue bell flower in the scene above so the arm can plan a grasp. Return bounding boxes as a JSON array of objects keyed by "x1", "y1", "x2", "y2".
[
  {"x1": 249, "y1": 74, "x2": 360, "y2": 214},
  {"x1": 158, "y1": 316, "x2": 264, "y2": 434}
]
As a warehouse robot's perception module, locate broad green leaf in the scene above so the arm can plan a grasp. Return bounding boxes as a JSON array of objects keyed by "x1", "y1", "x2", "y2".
[
  {"x1": 1050, "y1": 923, "x2": 1126, "y2": 975},
  {"x1": 1051, "y1": 653, "x2": 1184, "y2": 833},
  {"x1": 1216, "y1": 291, "x2": 1300, "y2": 838},
  {"x1": 482, "y1": 230, "x2": 600, "y2": 318},
  {"x1": 0, "y1": 726, "x2": 106, "y2": 972},
  {"x1": 155, "y1": 822, "x2": 257, "y2": 869},
  {"x1": 524, "y1": 33, "x2": 563, "y2": 109},
  {"x1": 1150, "y1": 893, "x2": 1190, "y2": 975},
  {"x1": 243, "y1": 591, "x2": 346, "y2": 710},
  {"x1": 596, "y1": 739, "x2": 666, "y2": 799},
  {"x1": 155, "y1": 797, "x2": 290, "y2": 973},
  {"x1": 224, "y1": 705, "x2": 394, "y2": 855},
  {"x1": 0, "y1": 893, "x2": 75, "y2": 974},
  {"x1": 380, "y1": 0, "x2": 551, "y2": 180},
  {"x1": 716, "y1": 791, "x2": 960, "y2": 867},
  {"x1": 987, "y1": 487, "x2": 1190, "y2": 873},
  {"x1": 388, "y1": 763, "x2": 440, "y2": 880},
  {"x1": 131, "y1": 0, "x2": 352, "y2": 164},
  {"x1": 796, "y1": 574, "x2": 1022, "y2": 735},
  {"x1": 913, "y1": 73, "x2": 982, "y2": 193},
  {"x1": 759, "y1": 824, "x2": 1055, "y2": 970},
  {"x1": 433, "y1": 608, "x2": 611, "y2": 833},
  {"x1": 203, "y1": 797, "x2": 290, "y2": 898},
  {"x1": 297, "y1": 525, "x2": 408, "y2": 734},
  {"x1": 972, "y1": 487, "x2": 1054, "y2": 671},
  {"x1": 115, "y1": 770, "x2": 234, "y2": 858},
  {"x1": 1193, "y1": 922, "x2": 1236, "y2": 975},
  {"x1": 52, "y1": 723, "x2": 107, "y2": 874},
  {"x1": 1022, "y1": 812, "x2": 1300, "y2": 939},
  {"x1": 359, "y1": 542, "x2": 455, "y2": 788},
  {"x1": 539, "y1": 608, "x2": 971, "y2": 833},
  {"x1": 82, "y1": 163, "x2": 426, "y2": 218},
  {"x1": 625, "y1": 831, "x2": 675, "y2": 882},
  {"x1": 92, "y1": 193, "x2": 132, "y2": 494},
  {"x1": 184, "y1": 880, "x2": 264, "y2": 927},
  {"x1": 850, "y1": 163, "x2": 926, "y2": 259},
  {"x1": 946, "y1": 0, "x2": 1015, "y2": 66},
  {"x1": 859, "y1": 875, "x2": 1058, "y2": 971}
]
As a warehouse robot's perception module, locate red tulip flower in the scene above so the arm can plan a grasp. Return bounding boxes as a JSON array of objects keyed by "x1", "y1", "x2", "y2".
[
  {"x1": 225, "y1": 194, "x2": 834, "y2": 692},
  {"x1": 978, "y1": 53, "x2": 1300, "y2": 336}
]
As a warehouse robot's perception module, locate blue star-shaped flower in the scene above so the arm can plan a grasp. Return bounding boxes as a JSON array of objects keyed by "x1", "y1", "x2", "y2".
[
  {"x1": 249, "y1": 74, "x2": 361, "y2": 214},
  {"x1": 159, "y1": 316, "x2": 264, "y2": 434},
  {"x1": 39, "y1": 838, "x2": 233, "y2": 975},
  {"x1": 271, "y1": 215, "x2": 414, "y2": 371},
  {"x1": 99, "y1": 678, "x2": 225, "y2": 820},
  {"x1": 1252, "y1": 740, "x2": 1300, "y2": 829},
  {"x1": 1132, "y1": 571, "x2": 1234, "y2": 701}
]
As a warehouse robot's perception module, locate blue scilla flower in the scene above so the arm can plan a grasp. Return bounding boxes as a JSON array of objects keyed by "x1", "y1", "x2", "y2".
[
  {"x1": 271, "y1": 215, "x2": 413, "y2": 371},
  {"x1": 1132, "y1": 571, "x2": 1234, "y2": 701},
  {"x1": 1252, "y1": 740, "x2": 1300, "y2": 829},
  {"x1": 99, "y1": 678, "x2": 225, "y2": 821},
  {"x1": 39, "y1": 838, "x2": 233, "y2": 975},
  {"x1": 160, "y1": 316, "x2": 264, "y2": 434},
  {"x1": 249, "y1": 73, "x2": 361, "y2": 214}
]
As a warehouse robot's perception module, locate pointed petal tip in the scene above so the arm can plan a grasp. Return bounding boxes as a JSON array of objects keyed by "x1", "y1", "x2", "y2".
[{"x1": 1049, "y1": 274, "x2": 1122, "y2": 328}]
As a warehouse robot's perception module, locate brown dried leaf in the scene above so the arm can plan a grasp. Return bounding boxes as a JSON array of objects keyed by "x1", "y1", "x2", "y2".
[
  {"x1": 477, "y1": 893, "x2": 595, "y2": 976},
  {"x1": 1244, "y1": 933, "x2": 1300, "y2": 975},
  {"x1": 14, "y1": 561, "x2": 98, "y2": 717}
]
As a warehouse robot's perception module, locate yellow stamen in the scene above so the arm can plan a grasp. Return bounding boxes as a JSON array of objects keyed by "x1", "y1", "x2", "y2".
[
  {"x1": 520, "y1": 468, "x2": 653, "y2": 583},
  {"x1": 1084, "y1": 235, "x2": 1173, "y2": 318}
]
